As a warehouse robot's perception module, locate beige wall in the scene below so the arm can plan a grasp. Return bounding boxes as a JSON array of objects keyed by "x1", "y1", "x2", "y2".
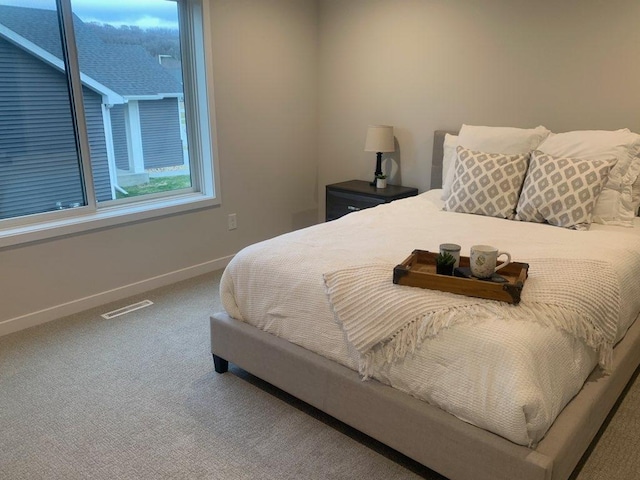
[
  {"x1": 317, "y1": 0, "x2": 640, "y2": 219},
  {"x1": 0, "y1": 0, "x2": 319, "y2": 333}
]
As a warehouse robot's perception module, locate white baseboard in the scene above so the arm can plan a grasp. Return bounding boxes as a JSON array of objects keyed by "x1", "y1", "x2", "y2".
[{"x1": 0, "y1": 255, "x2": 234, "y2": 337}]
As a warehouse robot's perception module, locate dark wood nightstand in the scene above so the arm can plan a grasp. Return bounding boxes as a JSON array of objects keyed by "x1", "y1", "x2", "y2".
[{"x1": 325, "y1": 180, "x2": 419, "y2": 221}]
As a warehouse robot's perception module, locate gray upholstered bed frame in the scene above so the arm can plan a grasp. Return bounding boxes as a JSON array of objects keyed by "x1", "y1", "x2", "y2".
[{"x1": 210, "y1": 131, "x2": 640, "y2": 480}]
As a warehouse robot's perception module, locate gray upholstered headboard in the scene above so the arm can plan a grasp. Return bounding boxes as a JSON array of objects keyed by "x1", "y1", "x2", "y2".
[{"x1": 430, "y1": 130, "x2": 458, "y2": 190}]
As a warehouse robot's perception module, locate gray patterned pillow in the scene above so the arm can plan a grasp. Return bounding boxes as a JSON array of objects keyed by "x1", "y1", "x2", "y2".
[
  {"x1": 443, "y1": 146, "x2": 530, "y2": 219},
  {"x1": 515, "y1": 150, "x2": 615, "y2": 230}
]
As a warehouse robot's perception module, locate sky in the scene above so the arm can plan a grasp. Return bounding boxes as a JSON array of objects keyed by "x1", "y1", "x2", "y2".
[{"x1": 0, "y1": 0, "x2": 179, "y2": 29}]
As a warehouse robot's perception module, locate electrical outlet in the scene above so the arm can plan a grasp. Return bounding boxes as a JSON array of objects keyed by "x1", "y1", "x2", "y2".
[{"x1": 228, "y1": 213, "x2": 237, "y2": 230}]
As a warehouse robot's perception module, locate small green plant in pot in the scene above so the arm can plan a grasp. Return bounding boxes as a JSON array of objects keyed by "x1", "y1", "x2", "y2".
[
  {"x1": 375, "y1": 174, "x2": 387, "y2": 188},
  {"x1": 436, "y1": 251, "x2": 456, "y2": 276}
]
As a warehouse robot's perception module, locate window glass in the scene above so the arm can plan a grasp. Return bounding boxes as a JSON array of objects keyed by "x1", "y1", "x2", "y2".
[
  {"x1": 0, "y1": 0, "x2": 213, "y2": 233},
  {"x1": 0, "y1": 0, "x2": 86, "y2": 219},
  {"x1": 70, "y1": 0, "x2": 193, "y2": 202}
]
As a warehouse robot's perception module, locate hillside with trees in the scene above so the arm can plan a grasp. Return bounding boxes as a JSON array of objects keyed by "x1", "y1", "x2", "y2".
[{"x1": 84, "y1": 22, "x2": 181, "y2": 61}]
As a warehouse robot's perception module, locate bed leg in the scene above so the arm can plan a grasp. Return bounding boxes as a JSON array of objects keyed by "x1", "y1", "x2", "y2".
[{"x1": 213, "y1": 354, "x2": 229, "y2": 374}]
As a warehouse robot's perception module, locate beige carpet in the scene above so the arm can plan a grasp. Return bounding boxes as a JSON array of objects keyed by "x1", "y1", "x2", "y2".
[{"x1": 0, "y1": 270, "x2": 638, "y2": 480}]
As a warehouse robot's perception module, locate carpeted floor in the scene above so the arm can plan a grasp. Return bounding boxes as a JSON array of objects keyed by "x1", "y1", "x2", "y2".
[{"x1": 0, "y1": 270, "x2": 638, "y2": 479}]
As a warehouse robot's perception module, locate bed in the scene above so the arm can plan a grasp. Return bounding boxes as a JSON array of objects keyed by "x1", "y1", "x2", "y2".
[{"x1": 210, "y1": 126, "x2": 640, "y2": 480}]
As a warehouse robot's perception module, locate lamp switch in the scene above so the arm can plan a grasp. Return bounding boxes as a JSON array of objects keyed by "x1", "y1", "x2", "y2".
[{"x1": 228, "y1": 213, "x2": 237, "y2": 230}]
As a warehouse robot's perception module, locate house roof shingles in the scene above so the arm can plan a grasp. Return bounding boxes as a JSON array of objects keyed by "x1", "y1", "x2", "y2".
[{"x1": 0, "y1": 5, "x2": 183, "y2": 97}]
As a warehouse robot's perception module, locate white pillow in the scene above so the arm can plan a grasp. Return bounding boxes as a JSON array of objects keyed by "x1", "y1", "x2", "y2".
[
  {"x1": 442, "y1": 124, "x2": 550, "y2": 200},
  {"x1": 625, "y1": 156, "x2": 640, "y2": 215},
  {"x1": 440, "y1": 133, "x2": 458, "y2": 199},
  {"x1": 633, "y1": 163, "x2": 640, "y2": 214},
  {"x1": 537, "y1": 129, "x2": 640, "y2": 227}
]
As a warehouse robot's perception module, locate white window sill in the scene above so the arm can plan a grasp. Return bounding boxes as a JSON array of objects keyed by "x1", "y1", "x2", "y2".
[{"x1": 0, "y1": 193, "x2": 219, "y2": 249}]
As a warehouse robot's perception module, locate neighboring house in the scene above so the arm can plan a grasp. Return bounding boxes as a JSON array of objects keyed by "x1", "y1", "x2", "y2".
[{"x1": 0, "y1": 5, "x2": 184, "y2": 219}]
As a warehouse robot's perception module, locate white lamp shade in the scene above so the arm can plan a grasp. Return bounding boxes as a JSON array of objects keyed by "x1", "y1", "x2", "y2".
[{"x1": 364, "y1": 125, "x2": 395, "y2": 153}]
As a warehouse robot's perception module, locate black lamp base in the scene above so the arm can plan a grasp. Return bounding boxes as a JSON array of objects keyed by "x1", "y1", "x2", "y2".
[{"x1": 370, "y1": 152, "x2": 383, "y2": 186}]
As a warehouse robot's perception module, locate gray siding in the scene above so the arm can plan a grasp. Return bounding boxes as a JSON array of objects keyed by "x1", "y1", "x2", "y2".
[
  {"x1": 0, "y1": 38, "x2": 111, "y2": 220},
  {"x1": 0, "y1": 37, "x2": 84, "y2": 219},
  {"x1": 85, "y1": 87, "x2": 111, "y2": 203},
  {"x1": 139, "y1": 98, "x2": 183, "y2": 169}
]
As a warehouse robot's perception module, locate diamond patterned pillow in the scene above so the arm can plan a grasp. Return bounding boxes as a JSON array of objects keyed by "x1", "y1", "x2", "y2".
[
  {"x1": 515, "y1": 150, "x2": 615, "y2": 230},
  {"x1": 443, "y1": 146, "x2": 530, "y2": 219}
]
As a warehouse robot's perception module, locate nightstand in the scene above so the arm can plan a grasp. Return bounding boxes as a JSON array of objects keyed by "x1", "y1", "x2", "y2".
[{"x1": 325, "y1": 180, "x2": 419, "y2": 221}]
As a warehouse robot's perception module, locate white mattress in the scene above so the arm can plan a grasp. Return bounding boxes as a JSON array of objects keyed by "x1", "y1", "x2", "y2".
[{"x1": 220, "y1": 190, "x2": 640, "y2": 446}]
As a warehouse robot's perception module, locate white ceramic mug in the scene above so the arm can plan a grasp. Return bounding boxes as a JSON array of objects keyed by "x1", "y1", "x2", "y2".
[{"x1": 470, "y1": 245, "x2": 511, "y2": 279}]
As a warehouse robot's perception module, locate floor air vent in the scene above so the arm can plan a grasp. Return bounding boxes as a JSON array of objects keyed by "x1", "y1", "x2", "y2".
[{"x1": 101, "y1": 299, "x2": 154, "y2": 319}]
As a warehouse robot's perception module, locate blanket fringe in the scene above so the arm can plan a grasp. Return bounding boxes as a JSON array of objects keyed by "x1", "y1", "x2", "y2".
[{"x1": 359, "y1": 301, "x2": 613, "y2": 379}]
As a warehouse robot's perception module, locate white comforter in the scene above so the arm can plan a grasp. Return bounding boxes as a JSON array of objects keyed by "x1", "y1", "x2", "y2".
[{"x1": 220, "y1": 190, "x2": 640, "y2": 446}]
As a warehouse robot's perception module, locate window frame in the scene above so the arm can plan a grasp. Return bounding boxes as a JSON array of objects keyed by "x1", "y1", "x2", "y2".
[{"x1": 0, "y1": 0, "x2": 220, "y2": 249}]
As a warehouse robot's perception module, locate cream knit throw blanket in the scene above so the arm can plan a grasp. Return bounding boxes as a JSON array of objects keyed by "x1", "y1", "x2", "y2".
[{"x1": 323, "y1": 259, "x2": 620, "y2": 379}]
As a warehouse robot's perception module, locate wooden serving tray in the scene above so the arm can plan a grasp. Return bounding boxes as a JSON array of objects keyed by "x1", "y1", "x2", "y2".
[{"x1": 393, "y1": 249, "x2": 529, "y2": 304}]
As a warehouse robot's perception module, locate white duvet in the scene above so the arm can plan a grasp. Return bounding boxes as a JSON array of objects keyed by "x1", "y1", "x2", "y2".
[{"x1": 220, "y1": 190, "x2": 640, "y2": 446}]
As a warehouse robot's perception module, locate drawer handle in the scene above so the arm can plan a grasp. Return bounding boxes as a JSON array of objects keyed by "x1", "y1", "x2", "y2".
[{"x1": 347, "y1": 205, "x2": 361, "y2": 211}]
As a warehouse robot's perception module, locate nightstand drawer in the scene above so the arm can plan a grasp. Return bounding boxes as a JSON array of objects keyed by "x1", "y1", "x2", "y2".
[
  {"x1": 326, "y1": 190, "x2": 385, "y2": 221},
  {"x1": 325, "y1": 180, "x2": 419, "y2": 221}
]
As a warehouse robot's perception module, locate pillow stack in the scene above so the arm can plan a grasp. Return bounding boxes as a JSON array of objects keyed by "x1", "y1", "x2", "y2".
[
  {"x1": 441, "y1": 125, "x2": 550, "y2": 200},
  {"x1": 441, "y1": 124, "x2": 640, "y2": 230},
  {"x1": 535, "y1": 129, "x2": 640, "y2": 227}
]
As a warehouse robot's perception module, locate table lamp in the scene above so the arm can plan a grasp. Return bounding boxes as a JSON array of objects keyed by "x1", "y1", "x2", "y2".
[{"x1": 364, "y1": 125, "x2": 395, "y2": 186}]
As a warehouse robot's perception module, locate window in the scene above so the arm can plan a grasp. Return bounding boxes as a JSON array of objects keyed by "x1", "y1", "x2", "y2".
[{"x1": 0, "y1": 0, "x2": 218, "y2": 246}]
